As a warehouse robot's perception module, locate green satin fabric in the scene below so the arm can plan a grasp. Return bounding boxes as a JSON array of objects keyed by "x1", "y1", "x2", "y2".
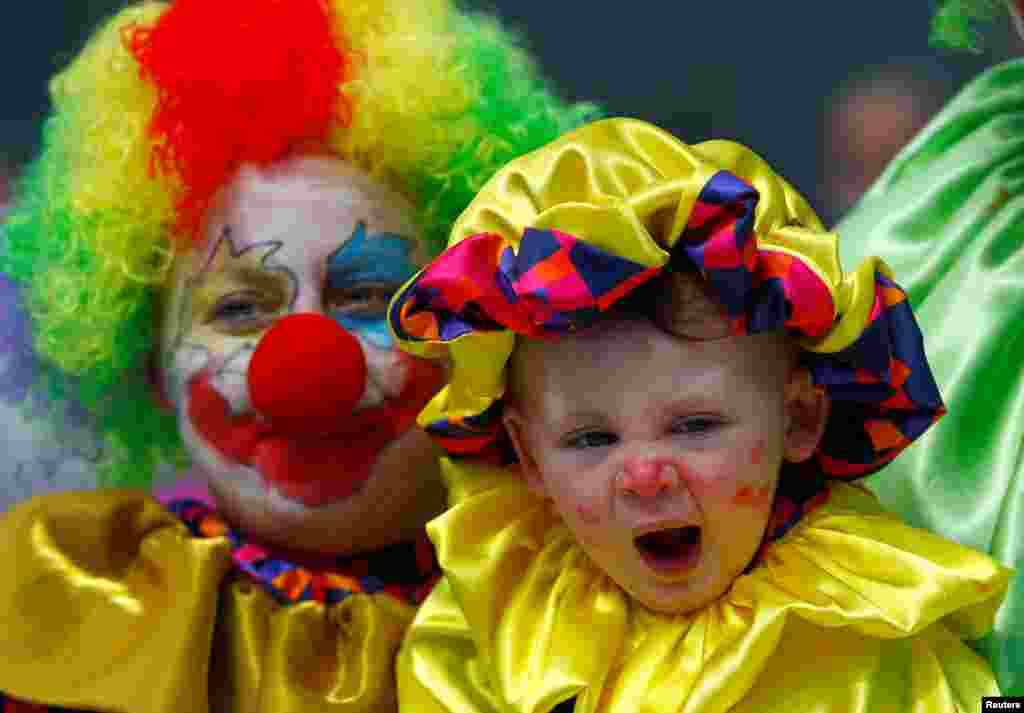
[
  {"x1": 837, "y1": 59, "x2": 1024, "y2": 695},
  {"x1": 0, "y1": 490, "x2": 415, "y2": 712}
]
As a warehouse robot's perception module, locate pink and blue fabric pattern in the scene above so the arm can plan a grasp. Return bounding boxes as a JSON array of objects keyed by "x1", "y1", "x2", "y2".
[
  {"x1": 390, "y1": 170, "x2": 945, "y2": 483},
  {"x1": 168, "y1": 499, "x2": 439, "y2": 606}
]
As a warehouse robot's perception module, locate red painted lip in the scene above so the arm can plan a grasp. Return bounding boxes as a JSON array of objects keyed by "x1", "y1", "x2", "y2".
[{"x1": 188, "y1": 354, "x2": 443, "y2": 507}]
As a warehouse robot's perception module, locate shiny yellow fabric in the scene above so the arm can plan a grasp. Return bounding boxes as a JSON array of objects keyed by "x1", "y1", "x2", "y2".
[
  {"x1": 397, "y1": 460, "x2": 1011, "y2": 713},
  {"x1": 394, "y1": 118, "x2": 908, "y2": 433},
  {"x1": 0, "y1": 490, "x2": 415, "y2": 713}
]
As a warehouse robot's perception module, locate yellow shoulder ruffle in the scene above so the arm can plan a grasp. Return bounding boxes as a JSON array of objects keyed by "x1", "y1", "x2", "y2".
[
  {"x1": 398, "y1": 461, "x2": 1012, "y2": 713},
  {"x1": 0, "y1": 490, "x2": 415, "y2": 713}
]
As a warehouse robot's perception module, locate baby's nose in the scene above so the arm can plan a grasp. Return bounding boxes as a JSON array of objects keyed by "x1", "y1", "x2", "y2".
[{"x1": 618, "y1": 457, "x2": 682, "y2": 498}]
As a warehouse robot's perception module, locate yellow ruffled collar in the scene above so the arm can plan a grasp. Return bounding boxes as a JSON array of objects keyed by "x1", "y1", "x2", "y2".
[
  {"x1": 0, "y1": 490, "x2": 422, "y2": 713},
  {"x1": 425, "y1": 460, "x2": 1010, "y2": 713}
]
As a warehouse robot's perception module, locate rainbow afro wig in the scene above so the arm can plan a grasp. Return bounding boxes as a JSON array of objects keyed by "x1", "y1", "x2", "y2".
[{"x1": 0, "y1": 0, "x2": 600, "y2": 487}]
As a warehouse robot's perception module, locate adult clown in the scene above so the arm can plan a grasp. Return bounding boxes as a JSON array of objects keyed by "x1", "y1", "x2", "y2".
[
  {"x1": 838, "y1": 0, "x2": 1024, "y2": 695},
  {"x1": 0, "y1": 0, "x2": 596, "y2": 710}
]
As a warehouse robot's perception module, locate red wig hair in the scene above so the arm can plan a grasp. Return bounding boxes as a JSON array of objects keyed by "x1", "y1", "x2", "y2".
[{"x1": 127, "y1": 0, "x2": 351, "y2": 242}]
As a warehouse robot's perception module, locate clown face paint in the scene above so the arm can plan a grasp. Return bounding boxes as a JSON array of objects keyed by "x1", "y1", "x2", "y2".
[
  {"x1": 504, "y1": 315, "x2": 822, "y2": 615},
  {"x1": 326, "y1": 221, "x2": 416, "y2": 351},
  {"x1": 160, "y1": 156, "x2": 445, "y2": 555}
]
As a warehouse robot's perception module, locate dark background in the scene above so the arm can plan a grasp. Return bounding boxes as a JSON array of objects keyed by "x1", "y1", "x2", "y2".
[{"x1": 0, "y1": 2, "x2": 1015, "y2": 222}]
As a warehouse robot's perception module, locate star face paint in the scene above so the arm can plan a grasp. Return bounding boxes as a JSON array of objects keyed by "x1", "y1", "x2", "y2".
[{"x1": 159, "y1": 156, "x2": 445, "y2": 555}]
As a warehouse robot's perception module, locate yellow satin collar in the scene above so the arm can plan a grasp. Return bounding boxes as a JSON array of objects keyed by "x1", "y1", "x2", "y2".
[
  {"x1": 399, "y1": 460, "x2": 1012, "y2": 713},
  {"x1": 0, "y1": 490, "x2": 415, "y2": 713}
]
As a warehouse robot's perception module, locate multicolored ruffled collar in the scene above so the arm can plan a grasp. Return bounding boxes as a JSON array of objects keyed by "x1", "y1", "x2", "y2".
[{"x1": 167, "y1": 498, "x2": 440, "y2": 606}]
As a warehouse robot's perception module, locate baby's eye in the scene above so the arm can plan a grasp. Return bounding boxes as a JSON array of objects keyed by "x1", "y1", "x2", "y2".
[
  {"x1": 671, "y1": 417, "x2": 722, "y2": 436},
  {"x1": 563, "y1": 431, "x2": 619, "y2": 450}
]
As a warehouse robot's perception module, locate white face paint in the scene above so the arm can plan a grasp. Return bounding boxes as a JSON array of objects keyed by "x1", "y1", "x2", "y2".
[{"x1": 160, "y1": 156, "x2": 446, "y2": 555}]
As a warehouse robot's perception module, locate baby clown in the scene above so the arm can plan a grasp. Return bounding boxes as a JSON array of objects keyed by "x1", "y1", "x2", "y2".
[
  {"x1": 161, "y1": 156, "x2": 445, "y2": 554},
  {"x1": 502, "y1": 276, "x2": 828, "y2": 614},
  {"x1": 391, "y1": 118, "x2": 1010, "y2": 713}
]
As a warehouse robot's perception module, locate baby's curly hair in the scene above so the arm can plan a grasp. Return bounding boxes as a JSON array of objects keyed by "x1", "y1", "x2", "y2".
[
  {"x1": 602, "y1": 259, "x2": 732, "y2": 342},
  {"x1": 1, "y1": 0, "x2": 599, "y2": 486}
]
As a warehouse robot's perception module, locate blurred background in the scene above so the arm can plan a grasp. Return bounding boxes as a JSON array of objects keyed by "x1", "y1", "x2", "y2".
[
  {"x1": 0, "y1": 1, "x2": 1018, "y2": 507},
  {"x1": 0, "y1": 1, "x2": 1017, "y2": 225}
]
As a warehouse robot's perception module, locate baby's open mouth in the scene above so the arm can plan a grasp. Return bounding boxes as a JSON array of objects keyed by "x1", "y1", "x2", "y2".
[{"x1": 634, "y1": 526, "x2": 702, "y2": 576}]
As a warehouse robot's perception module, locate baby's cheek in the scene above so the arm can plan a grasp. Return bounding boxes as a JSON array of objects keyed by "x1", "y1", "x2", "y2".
[
  {"x1": 681, "y1": 457, "x2": 738, "y2": 501},
  {"x1": 574, "y1": 502, "x2": 602, "y2": 526},
  {"x1": 683, "y1": 444, "x2": 775, "y2": 509},
  {"x1": 731, "y1": 483, "x2": 774, "y2": 509},
  {"x1": 561, "y1": 493, "x2": 612, "y2": 550},
  {"x1": 750, "y1": 439, "x2": 763, "y2": 465},
  {"x1": 731, "y1": 439, "x2": 775, "y2": 507}
]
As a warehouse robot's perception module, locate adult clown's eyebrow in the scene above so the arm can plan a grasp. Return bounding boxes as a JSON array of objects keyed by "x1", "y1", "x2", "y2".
[{"x1": 326, "y1": 221, "x2": 417, "y2": 288}]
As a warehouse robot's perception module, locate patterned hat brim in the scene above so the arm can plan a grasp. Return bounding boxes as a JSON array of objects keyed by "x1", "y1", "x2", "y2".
[{"x1": 390, "y1": 169, "x2": 945, "y2": 481}]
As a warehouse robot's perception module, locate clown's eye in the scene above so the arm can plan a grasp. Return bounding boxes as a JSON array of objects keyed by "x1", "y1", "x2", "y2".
[
  {"x1": 562, "y1": 430, "x2": 619, "y2": 450},
  {"x1": 216, "y1": 300, "x2": 258, "y2": 319},
  {"x1": 208, "y1": 293, "x2": 277, "y2": 332},
  {"x1": 326, "y1": 283, "x2": 397, "y2": 315}
]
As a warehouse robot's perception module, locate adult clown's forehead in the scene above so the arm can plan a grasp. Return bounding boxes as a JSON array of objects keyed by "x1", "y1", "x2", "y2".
[{"x1": 161, "y1": 154, "x2": 423, "y2": 351}]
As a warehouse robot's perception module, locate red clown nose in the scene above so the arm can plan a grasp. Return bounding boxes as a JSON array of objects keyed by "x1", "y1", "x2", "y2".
[{"x1": 248, "y1": 313, "x2": 366, "y2": 435}]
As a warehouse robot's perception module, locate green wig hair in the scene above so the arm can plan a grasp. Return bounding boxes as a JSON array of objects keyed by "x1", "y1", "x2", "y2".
[{"x1": 0, "y1": 0, "x2": 600, "y2": 488}]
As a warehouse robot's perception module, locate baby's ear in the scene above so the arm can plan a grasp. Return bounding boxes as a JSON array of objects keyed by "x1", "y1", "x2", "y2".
[
  {"x1": 502, "y1": 406, "x2": 547, "y2": 496},
  {"x1": 782, "y1": 367, "x2": 830, "y2": 463}
]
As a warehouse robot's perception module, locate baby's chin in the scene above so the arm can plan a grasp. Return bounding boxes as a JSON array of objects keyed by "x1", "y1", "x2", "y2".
[{"x1": 627, "y1": 573, "x2": 731, "y2": 615}]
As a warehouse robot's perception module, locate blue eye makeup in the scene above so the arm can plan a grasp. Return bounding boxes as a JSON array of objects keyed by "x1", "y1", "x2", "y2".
[
  {"x1": 332, "y1": 312, "x2": 394, "y2": 350},
  {"x1": 326, "y1": 221, "x2": 417, "y2": 289},
  {"x1": 325, "y1": 222, "x2": 417, "y2": 349}
]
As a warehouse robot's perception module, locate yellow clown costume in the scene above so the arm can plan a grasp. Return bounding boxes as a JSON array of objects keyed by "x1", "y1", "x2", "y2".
[
  {"x1": 0, "y1": 0, "x2": 599, "y2": 710},
  {"x1": 387, "y1": 118, "x2": 1013, "y2": 713}
]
